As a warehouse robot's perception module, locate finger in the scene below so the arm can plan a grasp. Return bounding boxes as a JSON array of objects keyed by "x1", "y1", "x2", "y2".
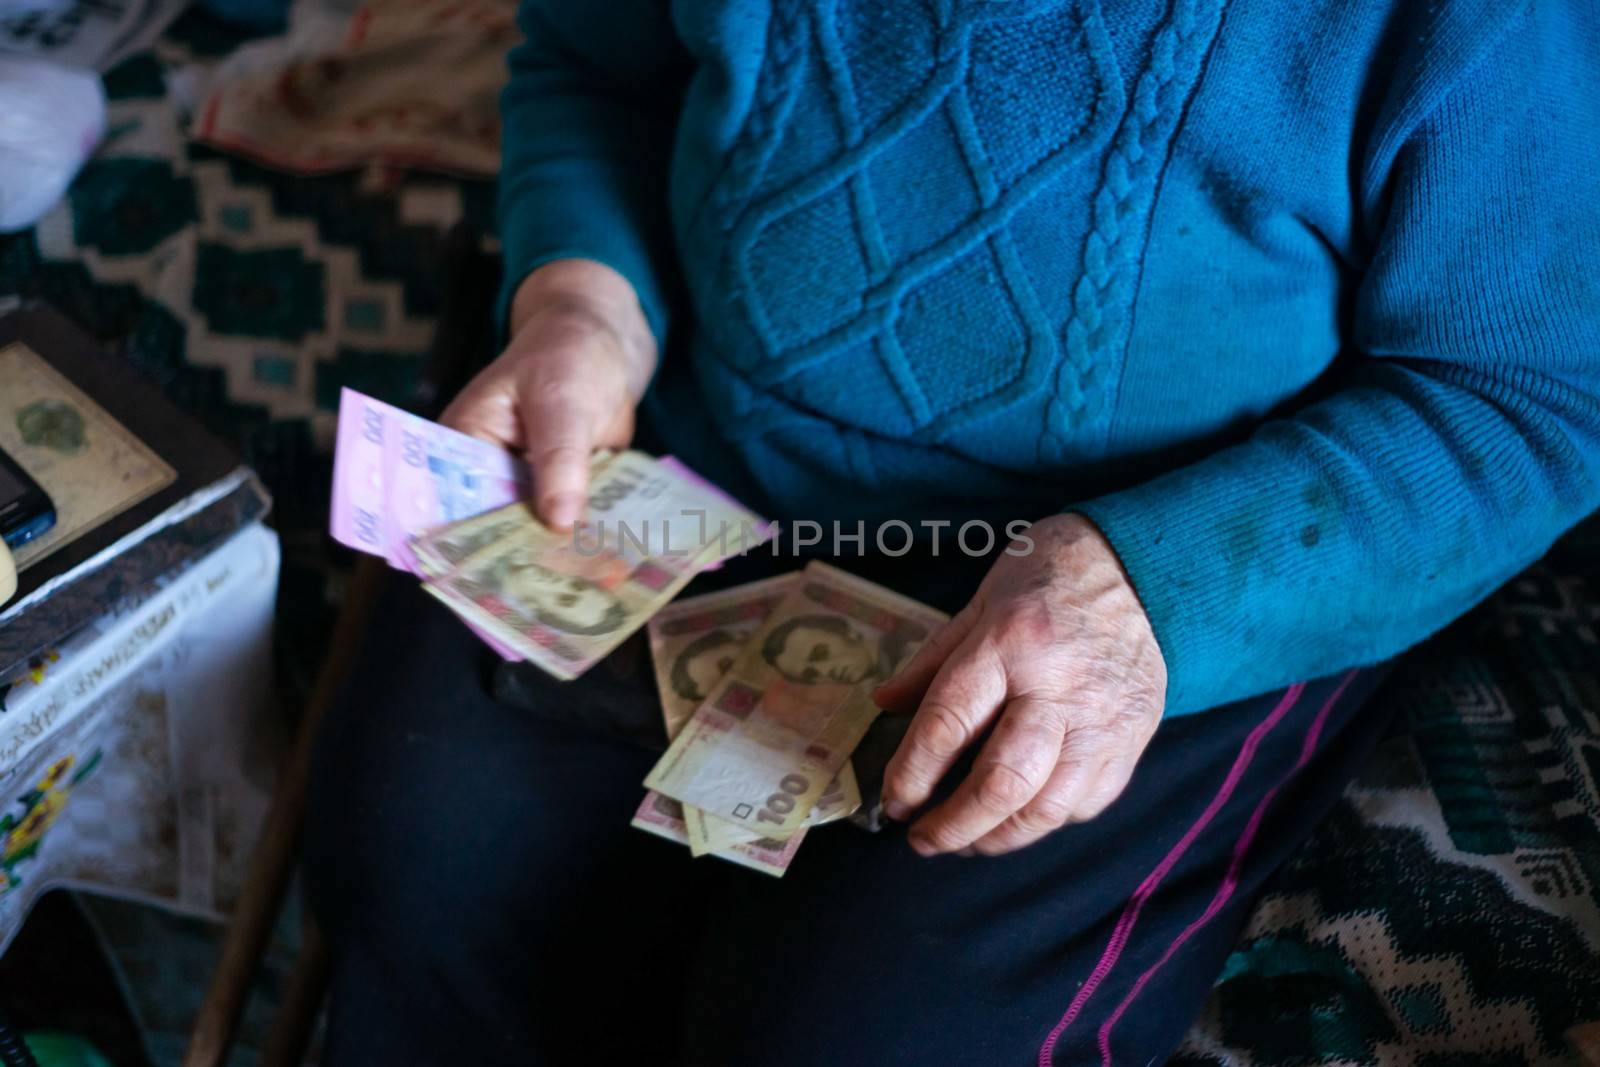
[
  {"x1": 519, "y1": 382, "x2": 599, "y2": 530},
  {"x1": 907, "y1": 694, "x2": 1066, "y2": 856},
  {"x1": 440, "y1": 369, "x2": 522, "y2": 451},
  {"x1": 970, "y1": 734, "x2": 1140, "y2": 856},
  {"x1": 873, "y1": 604, "x2": 978, "y2": 713},
  {"x1": 969, "y1": 746, "x2": 1104, "y2": 856},
  {"x1": 879, "y1": 626, "x2": 1004, "y2": 819}
]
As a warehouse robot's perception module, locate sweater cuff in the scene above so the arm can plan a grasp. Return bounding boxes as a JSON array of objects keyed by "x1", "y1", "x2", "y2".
[
  {"x1": 496, "y1": 158, "x2": 671, "y2": 345},
  {"x1": 1074, "y1": 449, "x2": 1336, "y2": 718}
]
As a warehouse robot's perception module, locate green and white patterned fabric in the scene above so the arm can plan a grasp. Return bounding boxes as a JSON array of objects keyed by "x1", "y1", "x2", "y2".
[
  {"x1": 1178, "y1": 521, "x2": 1600, "y2": 1065},
  {"x1": 2, "y1": 15, "x2": 1597, "y2": 1064},
  {"x1": 0, "y1": 12, "x2": 493, "y2": 676}
]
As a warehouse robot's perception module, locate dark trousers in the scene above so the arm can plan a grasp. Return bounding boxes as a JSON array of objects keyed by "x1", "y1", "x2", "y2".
[{"x1": 306, "y1": 558, "x2": 1392, "y2": 1067}]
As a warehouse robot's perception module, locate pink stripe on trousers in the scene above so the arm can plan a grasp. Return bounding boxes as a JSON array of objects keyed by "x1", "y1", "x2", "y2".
[
  {"x1": 1093, "y1": 670, "x2": 1359, "y2": 1066},
  {"x1": 1035, "y1": 681, "x2": 1309, "y2": 1067}
]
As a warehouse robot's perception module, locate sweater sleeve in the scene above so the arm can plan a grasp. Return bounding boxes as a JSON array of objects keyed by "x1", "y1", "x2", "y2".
[
  {"x1": 1076, "y1": 2, "x2": 1600, "y2": 716},
  {"x1": 497, "y1": 1, "x2": 688, "y2": 340}
]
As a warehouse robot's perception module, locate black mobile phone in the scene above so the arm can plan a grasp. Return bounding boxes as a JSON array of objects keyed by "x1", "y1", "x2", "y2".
[{"x1": 0, "y1": 448, "x2": 55, "y2": 549}]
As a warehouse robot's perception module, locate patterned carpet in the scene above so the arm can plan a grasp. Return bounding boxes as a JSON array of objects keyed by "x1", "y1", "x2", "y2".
[
  {"x1": 2, "y1": 13, "x2": 1598, "y2": 1064},
  {"x1": 1178, "y1": 522, "x2": 1600, "y2": 1065},
  {"x1": 1, "y1": 9, "x2": 494, "y2": 683}
]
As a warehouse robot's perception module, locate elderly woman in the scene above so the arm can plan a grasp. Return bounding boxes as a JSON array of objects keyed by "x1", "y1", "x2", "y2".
[{"x1": 306, "y1": 2, "x2": 1599, "y2": 1064}]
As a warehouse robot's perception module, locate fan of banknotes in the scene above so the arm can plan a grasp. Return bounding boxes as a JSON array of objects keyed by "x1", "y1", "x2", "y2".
[
  {"x1": 329, "y1": 388, "x2": 946, "y2": 875},
  {"x1": 633, "y1": 566, "x2": 946, "y2": 874}
]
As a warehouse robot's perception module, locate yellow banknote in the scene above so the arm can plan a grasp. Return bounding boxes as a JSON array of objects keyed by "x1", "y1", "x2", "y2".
[
  {"x1": 424, "y1": 451, "x2": 766, "y2": 680},
  {"x1": 644, "y1": 573, "x2": 863, "y2": 866},
  {"x1": 682, "y1": 760, "x2": 863, "y2": 854},
  {"x1": 408, "y1": 452, "x2": 615, "y2": 577},
  {"x1": 629, "y1": 791, "x2": 804, "y2": 877},
  {"x1": 644, "y1": 561, "x2": 945, "y2": 837}
]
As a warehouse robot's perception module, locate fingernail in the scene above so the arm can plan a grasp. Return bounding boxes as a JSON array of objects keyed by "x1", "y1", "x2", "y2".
[
  {"x1": 908, "y1": 835, "x2": 937, "y2": 857},
  {"x1": 546, "y1": 494, "x2": 581, "y2": 529},
  {"x1": 956, "y1": 847, "x2": 976, "y2": 858},
  {"x1": 882, "y1": 798, "x2": 908, "y2": 822}
]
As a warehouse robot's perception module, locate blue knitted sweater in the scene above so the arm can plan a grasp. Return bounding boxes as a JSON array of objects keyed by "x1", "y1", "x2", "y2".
[{"x1": 498, "y1": 0, "x2": 1600, "y2": 715}]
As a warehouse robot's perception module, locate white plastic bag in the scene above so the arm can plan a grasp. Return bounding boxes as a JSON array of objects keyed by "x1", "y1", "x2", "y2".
[{"x1": 0, "y1": 56, "x2": 105, "y2": 233}]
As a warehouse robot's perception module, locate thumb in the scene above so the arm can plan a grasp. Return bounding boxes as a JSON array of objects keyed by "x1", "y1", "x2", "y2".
[
  {"x1": 440, "y1": 368, "x2": 523, "y2": 454},
  {"x1": 520, "y1": 385, "x2": 599, "y2": 531}
]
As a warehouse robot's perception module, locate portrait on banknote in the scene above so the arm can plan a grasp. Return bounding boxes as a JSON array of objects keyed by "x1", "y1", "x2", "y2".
[
  {"x1": 758, "y1": 613, "x2": 907, "y2": 686},
  {"x1": 462, "y1": 549, "x2": 630, "y2": 637},
  {"x1": 669, "y1": 628, "x2": 742, "y2": 701},
  {"x1": 429, "y1": 516, "x2": 526, "y2": 571}
]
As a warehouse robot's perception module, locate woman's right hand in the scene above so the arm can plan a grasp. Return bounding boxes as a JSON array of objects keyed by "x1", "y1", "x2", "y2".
[{"x1": 441, "y1": 258, "x2": 658, "y2": 531}]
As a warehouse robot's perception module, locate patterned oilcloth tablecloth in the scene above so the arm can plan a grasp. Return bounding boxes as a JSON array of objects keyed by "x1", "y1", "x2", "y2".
[{"x1": 0, "y1": 524, "x2": 281, "y2": 951}]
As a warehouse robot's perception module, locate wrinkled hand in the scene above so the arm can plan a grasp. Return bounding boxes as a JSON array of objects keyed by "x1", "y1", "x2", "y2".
[
  {"x1": 875, "y1": 514, "x2": 1166, "y2": 856},
  {"x1": 441, "y1": 259, "x2": 656, "y2": 530}
]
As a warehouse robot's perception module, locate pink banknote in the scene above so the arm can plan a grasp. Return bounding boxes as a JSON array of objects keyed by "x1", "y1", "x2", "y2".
[
  {"x1": 329, "y1": 390, "x2": 765, "y2": 662},
  {"x1": 330, "y1": 388, "x2": 529, "y2": 659},
  {"x1": 329, "y1": 387, "x2": 393, "y2": 557},
  {"x1": 330, "y1": 388, "x2": 528, "y2": 564}
]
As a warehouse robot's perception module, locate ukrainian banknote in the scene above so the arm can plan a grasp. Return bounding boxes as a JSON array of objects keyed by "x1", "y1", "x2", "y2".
[
  {"x1": 644, "y1": 561, "x2": 946, "y2": 837},
  {"x1": 641, "y1": 574, "x2": 806, "y2": 862},
  {"x1": 424, "y1": 451, "x2": 768, "y2": 680},
  {"x1": 646, "y1": 573, "x2": 802, "y2": 738},
  {"x1": 635, "y1": 574, "x2": 863, "y2": 871},
  {"x1": 682, "y1": 765, "x2": 862, "y2": 855},
  {"x1": 408, "y1": 450, "x2": 619, "y2": 577},
  {"x1": 329, "y1": 387, "x2": 526, "y2": 567},
  {"x1": 329, "y1": 388, "x2": 531, "y2": 658},
  {"x1": 630, "y1": 792, "x2": 803, "y2": 877}
]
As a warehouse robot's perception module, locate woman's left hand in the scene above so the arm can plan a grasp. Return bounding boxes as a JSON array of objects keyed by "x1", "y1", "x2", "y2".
[{"x1": 875, "y1": 513, "x2": 1167, "y2": 856}]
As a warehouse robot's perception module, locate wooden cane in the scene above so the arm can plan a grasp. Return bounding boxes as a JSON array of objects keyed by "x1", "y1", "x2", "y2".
[{"x1": 182, "y1": 555, "x2": 386, "y2": 1067}]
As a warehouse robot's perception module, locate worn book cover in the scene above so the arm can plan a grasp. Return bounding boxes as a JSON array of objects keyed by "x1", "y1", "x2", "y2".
[
  {"x1": 0, "y1": 343, "x2": 177, "y2": 571},
  {"x1": 0, "y1": 303, "x2": 269, "y2": 669}
]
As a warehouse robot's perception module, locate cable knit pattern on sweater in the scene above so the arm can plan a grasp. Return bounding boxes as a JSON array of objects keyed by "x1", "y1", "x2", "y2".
[{"x1": 497, "y1": 0, "x2": 1600, "y2": 715}]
